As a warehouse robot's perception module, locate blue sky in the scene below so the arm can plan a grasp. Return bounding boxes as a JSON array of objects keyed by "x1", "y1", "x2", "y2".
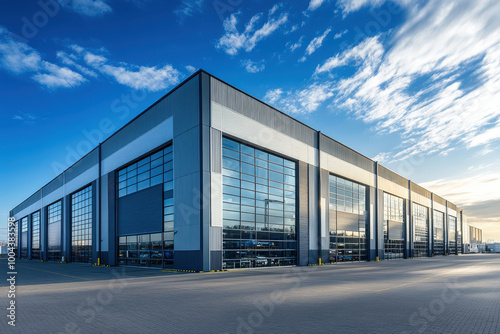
[{"x1": 1, "y1": 0, "x2": 499, "y2": 242}]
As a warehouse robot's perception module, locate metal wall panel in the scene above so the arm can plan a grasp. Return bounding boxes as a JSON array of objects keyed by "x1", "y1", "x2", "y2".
[
  {"x1": 117, "y1": 185, "x2": 163, "y2": 236},
  {"x1": 410, "y1": 181, "x2": 432, "y2": 198},
  {"x1": 320, "y1": 134, "x2": 374, "y2": 173},
  {"x1": 209, "y1": 226, "x2": 222, "y2": 251},
  {"x1": 321, "y1": 152, "x2": 376, "y2": 187},
  {"x1": 433, "y1": 194, "x2": 447, "y2": 206},
  {"x1": 378, "y1": 165, "x2": 408, "y2": 188},
  {"x1": 308, "y1": 164, "x2": 319, "y2": 262},
  {"x1": 211, "y1": 77, "x2": 316, "y2": 147},
  {"x1": 298, "y1": 161, "x2": 309, "y2": 265},
  {"x1": 212, "y1": 102, "x2": 317, "y2": 166},
  {"x1": 65, "y1": 149, "x2": 99, "y2": 183},
  {"x1": 211, "y1": 128, "x2": 222, "y2": 173}
]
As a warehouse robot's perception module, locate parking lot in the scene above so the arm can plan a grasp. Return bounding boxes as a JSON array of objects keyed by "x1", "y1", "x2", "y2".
[{"x1": 1, "y1": 254, "x2": 499, "y2": 333}]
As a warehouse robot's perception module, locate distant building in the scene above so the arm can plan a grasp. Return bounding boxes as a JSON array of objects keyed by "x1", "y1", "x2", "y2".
[{"x1": 0, "y1": 245, "x2": 7, "y2": 256}]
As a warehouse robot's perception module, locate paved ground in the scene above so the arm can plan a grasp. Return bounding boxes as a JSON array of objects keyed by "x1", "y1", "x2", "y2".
[{"x1": 1, "y1": 254, "x2": 499, "y2": 334}]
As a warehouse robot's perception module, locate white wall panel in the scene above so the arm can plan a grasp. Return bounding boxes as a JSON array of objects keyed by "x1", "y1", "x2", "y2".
[
  {"x1": 101, "y1": 117, "x2": 173, "y2": 175},
  {"x1": 379, "y1": 177, "x2": 409, "y2": 199},
  {"x1": 411, "y1": 192, "x2": 432, "y2": 208},
  {"x1": 321, "y1": 151, "x2": 376, "y2": 187},
  {"x1": 212, "y1": 102, "x2": 317, "y2": 166},
  {"x1": 211, "y1": 172, "x2": 222, "y2": 227},
  {"x1": 434, "y1": 201, "x2": 446, "y2": 213}
]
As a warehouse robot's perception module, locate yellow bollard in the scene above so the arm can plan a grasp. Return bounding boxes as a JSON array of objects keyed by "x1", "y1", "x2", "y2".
[
  {"x1": 376, "y1": 256, "x2": 380, "y2": 262},
  {"x1": 98, "y1": 258, "x2": 101, "y2": 266},
  {"x1": 319, "y1": 257, "x2": 322, "y2": 265}
]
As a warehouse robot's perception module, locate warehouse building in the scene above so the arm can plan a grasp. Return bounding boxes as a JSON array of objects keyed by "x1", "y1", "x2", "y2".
[{"x1": 9, "y1": 70, "x2": 478, "y2": 271}]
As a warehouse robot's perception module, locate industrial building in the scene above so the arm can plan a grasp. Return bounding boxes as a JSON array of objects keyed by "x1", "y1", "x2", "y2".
[{"x1": 9, "y1": 70, "x2": 481, "y2": 271}]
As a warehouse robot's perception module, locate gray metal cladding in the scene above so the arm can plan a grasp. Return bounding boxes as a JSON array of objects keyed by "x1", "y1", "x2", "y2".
[
  {"x1": 448, "y1": 201, "x2": 457, "y2": 211},
  {"x1": 65, "y1": 148, "x2": 99, "y2": 183},
  {"x1": 378, "y1": 165, "x2": 408, "y2": 188},
  {"x1": 44, "y1": 174, "x2": 64, "y2": 196},
  {"x1": 11, "y1": 189, "x2": 41, "y2": 216},
  {"x1": 211, "y1": 128, "x2": 222, "y2": 173},
  {"x1": 117, "y1": 185, "x2": 163, "y2": 236},
  {"x1": 210, "y1": 77, "x2": 316, "y2": 147},
  {"x1": 410, "y1": 181, "x2": 432, "y2": 199},
  {"x1": 298, "y1": 161, "x2": 309, "y2": 265},
  {"x1": 102, "y1": 74, "x2": 200, "y2": 160},
  {"x1": 209, "y1": 226, "x2": 222, "y2": 251},
  {"x1": 319, "y1": 134, "x2": 374, "y2": 173},
  {"x1": 433, "y1": 194, "x2": 446, "y2": 206}
]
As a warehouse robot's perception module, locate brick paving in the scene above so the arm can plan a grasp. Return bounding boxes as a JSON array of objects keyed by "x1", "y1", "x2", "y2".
[{"x1": 1, "y1": 254, "x2": 499, "y2": 333}]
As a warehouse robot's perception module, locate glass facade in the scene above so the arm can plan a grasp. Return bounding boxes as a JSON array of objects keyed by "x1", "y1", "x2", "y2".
[
  {"x1": 433, "y1": 210, "x2": 445, "y2": 256},
  {"x1": 222, "y1": 137, "x2": 297, "y2": 269},
  {"x1": 71, "y1": 186, "x2": 93, "y2": 263},
  {"x1": 412, "y1": 203, "x2": 429, "y2": 258},
  {"x1": 328, "y1": 175, "x2": 367, "y2": 262},
  {"x1": 117, "y1": 145, "x2": 174, "y2": 268},
  {"x1": 118, "y1": 146, "x2": 174, "y2": 198},
  {"x1": 383, "y1": 193, "x2": 405, "y2": 259},
  {"x1": 448, "y1": 215, "x2": 457, "y2": 255},
  {"x1": 48, "y1": 201, "x2": 62, "y2": 261},
  {"x1": 20, "y1": 216, "x2": 28, "y2": 259},
  {"x1": 31, "y1": 211, "x2": 40, "y2": 260}
]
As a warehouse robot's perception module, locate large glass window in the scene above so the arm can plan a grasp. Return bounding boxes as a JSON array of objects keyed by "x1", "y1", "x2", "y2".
[
  {"x1": 433, "y1": 210, "x2": 445, "y2": 256},
  {"x1": 383, "y1": 193, "x2": 405, "y2": 259},
  {"x1": 48, "y1": 201, "x2": 62, "y2": 261},
  {"x1": 117, "y1": 145, "x2": 174, "y2": 268},
  {"x1": 71, "y1": 185, "x2": 93, "y2": 263},
  {"x1": 412, "y1": 203, "x2": 428, "y2": 258},
  {"x1": 222, "y1": 137, "x2": 297, "y2": 269},
  {"x1": 329, "y1": 175, "x2": 367, "y2": 262},
  {"x1": 20, "y1": 216, "x2": 28, "y2": 259},
  {"x1": 31, "y1": 211, "x2": 40, "y2": 260},
  {"x1": 448, "y1": 215, "x2": 457, "y2": 255}
]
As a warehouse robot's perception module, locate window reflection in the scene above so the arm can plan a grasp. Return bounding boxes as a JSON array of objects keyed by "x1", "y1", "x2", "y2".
[
  {"x1": 71, "y1": 185, "x2": 92, "y2": 263},
  {"x1": 222, "y1": 137, "x2": 297, "y2": 269}
]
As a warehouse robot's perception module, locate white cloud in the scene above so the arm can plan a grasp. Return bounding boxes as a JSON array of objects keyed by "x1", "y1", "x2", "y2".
[
  {"x1": 241, "y1": 59, "x2": 265, "y2": 73},
  {"x1": 263, "y1": 82, "x2": 333, "y2": 114},
  {"x1": 174, "y1": 0, "x2": 204, "y2": 21},
  {"x1": 0, "y1": 27, "x2": 41, "y2": 74},
  {"x1": 300, "y1": 27, "x2": 331, "y2": 62},
  {"x1": 307, "y1": 0, "x2": 325, "y2": 11},
  {"x1": 337, "y1": 0, "x2": 411, "y2": 17},
  {"x1": 32, "y1": 61, "x2": 87, "y2": 88},
  {"x1": 61, "y1": 0, "x2": 112, "y2": 17},
  {"x1": 56, "y1": 51, "x2": 97, "y2": 77},
  {"x1": 308, "y1": 0, "x2": 500, "y2": 162},
  {"x1": 81, "y1": 49, "x2": 182, "y2": 91},
  {"x1": 185, "y1": 65, "x2": 196, "y2": 73},
  {"x1": 264, "y1": 88, "x2": 283, "y2": 105},
  {"x1": 0, "y1": 27, "x2": 87, "y2": 89},
  {"x1": 372, "y1": 152, "x2": 390, "y2": 163},
  {"x1": 216, "y1": 8, "x2": 288, "y2": 55},
  {"x1": 289, "y1": 36, "x2": 303, "y2": 52},
  {"x1": 334, "y1": 29, "x2": 348, "y2": 39}
]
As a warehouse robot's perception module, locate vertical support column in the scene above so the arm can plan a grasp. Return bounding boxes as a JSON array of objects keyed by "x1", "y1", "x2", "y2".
[
  {"x1": 41, "y1": 206, "x2": 47, "y2": 261},
  {"x1": 430, "y1": 194, "x2": 434, "y2": 257},
  {"x1": 91, "y1": 181, "x2": 98, "y2": 264},
  {"x1": 445, "y1": 201, "x2": 449, "y2": 255},
  {"x1": 27, "y1": 214, "x2": 32, "y2": 260},
  {"x1": 368, "y1": 185, "x2": 377, "y2": 261},
  {"x1": 63, "y1": 194, "x2": 71, "y2": 262},
  {"x1": 408, "y1": 181, "x2": 413, "y2": 258},
  {"x1": 298, "y1": 161, "x2": 309, "y2": 266},
  {"x1": 200, "y1": 71, "x2": 211, "y2": 273},
  {"x1": 107, "y1": 171, "x2": 117, "y2": 266}
]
